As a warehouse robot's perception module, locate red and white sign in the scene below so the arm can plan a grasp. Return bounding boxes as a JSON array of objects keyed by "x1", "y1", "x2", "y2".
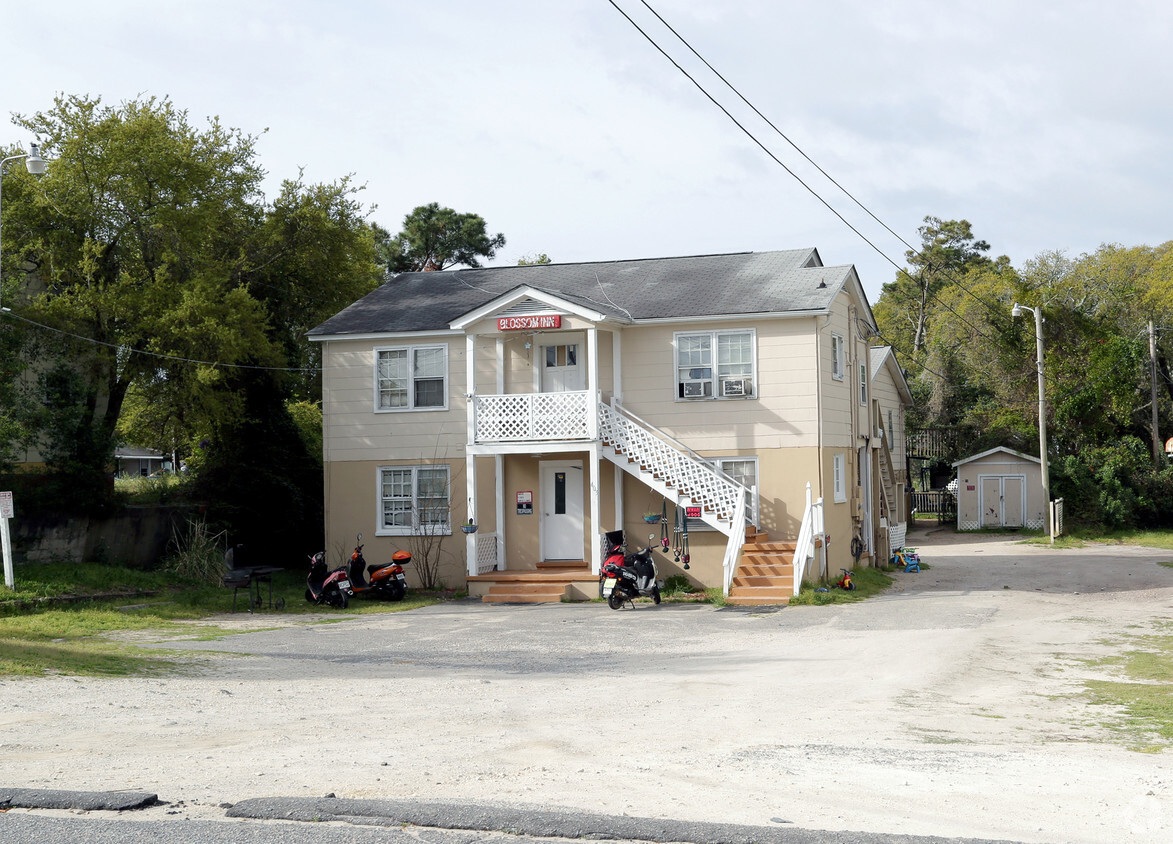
[
  {"x1": 685, "y1": 506, "x2": 701, "y2": 519},
  {"x1": 497, "y1": 314, "x2": 562, "y2": 331},
  {"x1": 0, "y1": 491, "x2": 12, "y2": 520}
]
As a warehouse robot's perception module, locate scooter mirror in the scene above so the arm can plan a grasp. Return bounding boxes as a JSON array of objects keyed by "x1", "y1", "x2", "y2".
[{"x1": 357, "y1": 532, "x2": 362, "y2": 543}]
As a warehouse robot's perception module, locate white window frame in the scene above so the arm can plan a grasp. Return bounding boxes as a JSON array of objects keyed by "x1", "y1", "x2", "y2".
[
  {"x1": 833, "y1": 453, "x2": 846, "y2": 503},
  {"x1": 674, "y1": 329, "x2": 757, "y2": 401},
  {"x1": 692, "y1": 456, "x2": 760, "y2": 530},
  {"x1": 831, "y1": 334, "x2": 845, "y2": 380},
  {"x1": 376, "y1": 465, "x2": 452, "y2": 536},
  {"x1": 374, "y1": 344, "x2": 449, "y2": 412},
  {"x1": 859, "y1": 363, "x2": 868, "y2": 406},
  {"x1": 888, "y1": 409, "x2": 894, "y2": 446}
]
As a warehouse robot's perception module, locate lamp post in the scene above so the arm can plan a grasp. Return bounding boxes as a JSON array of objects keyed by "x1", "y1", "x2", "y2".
[
  {"x1": 0, "y1": 142, "x2": 48, "y2": 313},
  {"x1": 1011, "y1": 302, "x2": 1053, "y2": 542}
]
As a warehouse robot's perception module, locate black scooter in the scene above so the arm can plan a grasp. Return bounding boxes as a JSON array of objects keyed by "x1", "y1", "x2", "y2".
[
  {"x1": 304, "y1": 551, "x2": 353, "y2": 608},
  {"x1": 600, "y1": 531, "x2": 664, "y2": 609}
]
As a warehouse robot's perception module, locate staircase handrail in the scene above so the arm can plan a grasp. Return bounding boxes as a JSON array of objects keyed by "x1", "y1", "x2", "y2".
[
  {"x1": 721, "y1": 493, "x2": 748, "y2": 596},
  {"x1": 610, "y1": 400, "x2": 743, "y2": 489},
  {"x1": 601, "y1": 400, "x2": 745, "y2": 526},
  {"x1": 790, "y1": 482, "x2": 824, "y2": 595}
]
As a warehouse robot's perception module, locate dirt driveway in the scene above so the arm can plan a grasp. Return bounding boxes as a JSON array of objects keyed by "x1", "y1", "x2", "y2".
[{"x1": 2, "y1": 527, "x2": 1172, "y2": 843}]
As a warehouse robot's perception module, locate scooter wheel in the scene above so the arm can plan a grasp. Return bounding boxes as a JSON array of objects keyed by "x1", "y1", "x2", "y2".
[
  {"x1": 608, "y1": 590, "x2": 625, "y2": 610},
  {"x1": 304, "y1": 589, "x2": 314, "y2": 604},
  {"x1": 388, "y1": 584, "x2": 406, "y2": 602},
  {"x1": 652, "y1": 587, "x2": 661, "y2": 605}
]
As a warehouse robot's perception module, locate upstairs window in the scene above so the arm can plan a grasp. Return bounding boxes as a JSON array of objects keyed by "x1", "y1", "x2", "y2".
[
  {"x1": 675, "y1": 329, "x2": 756, "y2": 400},
  {"x1": 375, "y1": 345, "x2": 447, "y2": 411},
  {"x1": 831, "y1": 334, "x2": 845, "y2": 380},
  {"x1": 859, "y1": 363, "x2": 868, "y2": 406}
]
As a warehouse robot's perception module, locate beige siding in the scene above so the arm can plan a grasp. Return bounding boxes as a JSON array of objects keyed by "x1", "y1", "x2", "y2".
[
  {"x1": 618, "y1": 318, "x2": 820, "y2": 450},
  {"x1": 322, "y1": 337, "x2": 467, "y2": 464}
]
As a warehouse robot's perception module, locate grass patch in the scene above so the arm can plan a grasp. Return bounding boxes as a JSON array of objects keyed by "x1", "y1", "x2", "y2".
[
  {"x1": 114, "y1": 473, "x2": 192, "y2": 505},
  {"x1": 0, "y1": 561, "x2": 448, "y2": 676},
  {"x1": 787, "y1": 565, "x2": 893, "y2": 606},
  {"x1": 1083, "y1": 634, "x2": 1173, "y2": 751}
]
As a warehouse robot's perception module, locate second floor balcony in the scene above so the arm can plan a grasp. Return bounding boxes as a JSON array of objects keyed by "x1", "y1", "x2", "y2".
[{"x1": 472, "y1": 391, "x2": 594, "y2": 443}]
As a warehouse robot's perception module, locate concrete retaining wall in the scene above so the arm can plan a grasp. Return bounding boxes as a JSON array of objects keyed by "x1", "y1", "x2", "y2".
[{"x1": 11, "y1": 506, "x2": 201, "y2": 568}]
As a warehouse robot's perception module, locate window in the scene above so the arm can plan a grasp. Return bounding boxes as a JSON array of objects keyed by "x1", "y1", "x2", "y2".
[
  {"x1": 859, "y1": 363, "x2": 868, "y2": 406},
  {"x1": 676, "y1": 329, "x2": 756, "y2": 399},
  {"x1": 887, "y1": 409, "x2": 894, "y2": 445},
  {"x1": 831, "y1": 334, "x2": 845, "y2": 380},
  {"x1": 375, "y1": 345, "x2": 447, "y2": 411},
  {"x1": 833, "y1": 453, "x2": 846, "y2": 503},
  {"x1": 717, "y1": 457, "x2": 759, "y2": 527},
  {"x1": 377, "y1": 465, "x2": 451, "y2": 535}
]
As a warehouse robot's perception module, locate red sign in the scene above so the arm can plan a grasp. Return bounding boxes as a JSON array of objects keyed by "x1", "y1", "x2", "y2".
[
  {"x1": 497, "y1": 315, "x2": 561, "y2": 331},
  {"x1": 685, "y1": 507, "x2": 701, "y2": 519}
]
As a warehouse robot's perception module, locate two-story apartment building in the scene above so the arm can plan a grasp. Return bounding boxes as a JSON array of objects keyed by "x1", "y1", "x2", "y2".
[{"x1": 309, "y1": 248, "x2": 911, "y2": 604}]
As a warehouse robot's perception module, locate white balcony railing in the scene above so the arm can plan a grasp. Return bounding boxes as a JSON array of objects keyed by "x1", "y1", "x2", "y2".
[{"x1": 473, "y1": 391, "x2": 592, "y2": 442}]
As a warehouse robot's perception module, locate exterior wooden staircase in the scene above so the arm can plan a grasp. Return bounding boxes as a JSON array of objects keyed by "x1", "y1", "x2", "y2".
[
  {"x1": 725, "y1": 527, "x2": 796, "y2": 606},
  {"x1": 473, "y1": 562, "x2": 593, "y2": 603}
]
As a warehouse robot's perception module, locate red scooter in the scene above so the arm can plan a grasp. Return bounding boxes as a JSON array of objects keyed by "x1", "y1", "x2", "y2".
[
  {"x1": 305, "y1": 551, "x2": 353, "y2": 608},
  {"x1": 347, "y1": 534, "x2": 410, "y2": 601}
]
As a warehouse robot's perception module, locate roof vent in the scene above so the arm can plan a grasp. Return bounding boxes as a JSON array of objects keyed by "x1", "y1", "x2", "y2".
[{"x1": 817, "y1": 278, "x2": 827, "y2": 288}]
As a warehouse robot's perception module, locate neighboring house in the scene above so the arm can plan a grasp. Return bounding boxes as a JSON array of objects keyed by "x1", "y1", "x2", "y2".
[
  {"x1": 952, "y1": 446, "x2": 1046, "y2": 531},
  {"x1": 309, "y1": 249, "x2": 911, "y2": 604},
  {"x1": 113, "y1": 446, "x2": 168, "y2": 477}
]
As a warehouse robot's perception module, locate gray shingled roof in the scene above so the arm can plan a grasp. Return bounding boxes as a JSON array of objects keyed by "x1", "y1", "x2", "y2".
[{"x1": 309, "y1": 249, "x2": 855, "y2": 337}]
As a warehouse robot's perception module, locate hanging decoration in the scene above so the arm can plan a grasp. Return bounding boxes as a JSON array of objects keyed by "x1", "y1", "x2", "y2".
[
  {"x1": 672, "y1": 505, "x2": 683, "y2": 562},
  {"x1": 660, "y1": 500, "x2": 671, "y2": 551},
  {"x1": 680, "y1": 509, "x2": 691, "y2": 570}
]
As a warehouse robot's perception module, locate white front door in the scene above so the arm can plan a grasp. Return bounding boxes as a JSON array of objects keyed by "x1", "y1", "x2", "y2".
[
  {"x1": 541, "y1": 460, "x2": 584, "y2": 560},
  {"x1": 540, "y1": 343, "x2": 584, "y2": 392}
]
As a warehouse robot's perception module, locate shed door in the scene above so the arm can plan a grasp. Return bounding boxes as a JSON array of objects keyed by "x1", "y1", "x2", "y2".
[
  {"x1": 981, "y1": 477, "x2": 1003, "y2": 527},
  {"x1": 1002, "y1": 476, "x2": 1025, "y2": 528}
]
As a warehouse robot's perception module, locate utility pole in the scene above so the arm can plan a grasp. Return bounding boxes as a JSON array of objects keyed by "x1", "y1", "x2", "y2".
[{"x1": 1151, "y1": 320, "x2": 1163, "y2": 469}]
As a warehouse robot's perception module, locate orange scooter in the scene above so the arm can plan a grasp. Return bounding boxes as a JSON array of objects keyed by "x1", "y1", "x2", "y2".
[{"x1": 347, "y1": 534, "x2": 409, "y2": 601}]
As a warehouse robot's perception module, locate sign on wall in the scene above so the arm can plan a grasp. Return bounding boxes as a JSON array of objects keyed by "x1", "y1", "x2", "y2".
[
  {"x1": 516, "y1": 491, "x2": 533, "y2": 515},
  {"x1": 498, "y1": 315, "x2": 562, "y2": 331}
]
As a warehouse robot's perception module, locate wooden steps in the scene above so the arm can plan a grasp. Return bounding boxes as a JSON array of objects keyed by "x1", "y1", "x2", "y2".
[
  {"x1": 471, "y1": 563, "x2": 592, "y2": 603},
  {"x1": 725, "y1": 528, "x2": 796, "y2": 606}
]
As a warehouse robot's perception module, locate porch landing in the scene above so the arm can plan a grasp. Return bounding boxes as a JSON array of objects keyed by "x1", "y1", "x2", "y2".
[{"x1": 468, "y1": 562, "x2": 597, "y2": 603}]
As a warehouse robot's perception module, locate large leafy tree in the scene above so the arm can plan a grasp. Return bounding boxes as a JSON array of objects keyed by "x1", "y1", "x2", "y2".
[
  {"x1": 379, "y1": 202, "x2": 505, "y2": 272},
  {"x1": 875, "y1": 217, "x2": 1003, "y2": 365},
  {"x1": 1, "y1": 95, "x2": 382, "y2": 533}
]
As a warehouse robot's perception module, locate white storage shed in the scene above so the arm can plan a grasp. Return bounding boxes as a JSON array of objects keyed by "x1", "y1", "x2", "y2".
[{"x1": 952, "y1": 447, "x2": 1047, "y2": 531}]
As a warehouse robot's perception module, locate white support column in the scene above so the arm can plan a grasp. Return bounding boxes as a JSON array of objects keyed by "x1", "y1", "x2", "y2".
[
  {"x1": 611, "y1": 328, "x2": 623, "y2": 404},
  {"x1": 613, "y1": 459, "x2": 624, "y2": 533},
  {"x1": 465, "y1": 452, "x2": 477, "y2": 577},
  {"x1": 587, "y1": 327, "x2": 599, "y2": 440},
  {"x1": 495, "y1": 454, "x2": 505, "y2": 571},
  {"x1": 495, "y1": 337, "x2": 505, "y2": 394},
  {"x1": 466, "y1": 333, "x2": 477, "y2": 446},
  {"x1": 589, "y1": 440, "x2": 602, "y2": 575}
]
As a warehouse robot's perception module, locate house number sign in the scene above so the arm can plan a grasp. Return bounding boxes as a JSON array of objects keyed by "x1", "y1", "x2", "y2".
[{"x1": 497, "y1": 315, "x2": 561, "y2": 331}]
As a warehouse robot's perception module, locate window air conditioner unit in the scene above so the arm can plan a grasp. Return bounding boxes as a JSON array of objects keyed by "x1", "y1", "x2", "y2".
[
  {"x1": 683, "y1": 382, "x2": 706, "y2": 398},
  {"x1": 720, "y1": 378, "x2": 752, "y2": 397}
]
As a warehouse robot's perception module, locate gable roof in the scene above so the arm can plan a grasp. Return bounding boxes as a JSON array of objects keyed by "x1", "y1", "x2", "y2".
[
  {"x1": 310, "y1": 248, "x2": 859, "y2": 337},
  {"x1": 952, "y1": 446, "x2": 1041, "y2": 468},
  {"x1": 869, "y1": 345, "x2": 914, "y2": 405}
]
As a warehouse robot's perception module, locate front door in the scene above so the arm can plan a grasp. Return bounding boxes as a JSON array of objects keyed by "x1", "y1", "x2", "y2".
[
  {"x1": 540, "y1": 343, "x2": 584, "y2": 392},
  {"x1": 540, "y1": 460, "x2": 584, "y2": 561}
]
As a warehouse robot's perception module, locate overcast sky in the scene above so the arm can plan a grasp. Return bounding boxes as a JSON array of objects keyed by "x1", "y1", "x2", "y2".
[{"x1": 3, "y1": 0, "x2": 1170, "y2": 304}]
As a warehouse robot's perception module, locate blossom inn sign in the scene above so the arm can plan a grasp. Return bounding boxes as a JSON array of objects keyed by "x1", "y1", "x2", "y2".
[{"x1": 497, "y1": 315, "x2": 562, "y2": 331}]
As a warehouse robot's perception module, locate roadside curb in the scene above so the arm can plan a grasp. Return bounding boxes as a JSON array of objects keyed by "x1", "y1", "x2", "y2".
[
  {"x1": 0, "y1": 787, "x2": 158, "y2": 811},
  {"x1": 226, "y1": 796, "x2": 1016, "y2": 844}
]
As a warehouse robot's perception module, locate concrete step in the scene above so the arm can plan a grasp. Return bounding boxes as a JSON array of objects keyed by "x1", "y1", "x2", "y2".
[
  {"x1": 724, "y1": 593, "x2": 791, "y2": 606},
  {"x1": 483, "y1": 582, "x2": 567, "y2": 603},
  {"x1": 731, "y1": 575, "x2": 794, "y2": 589}
]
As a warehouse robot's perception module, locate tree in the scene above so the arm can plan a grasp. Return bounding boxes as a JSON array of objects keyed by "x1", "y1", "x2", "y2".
[
  {"x1": 381, "y1": 202, "x2": 505, "y2": 272},
  {"x1": 875, "y1": 217, "x2": 1002, "y2": 364},
  {"x1": 2, "y1": 95, "x2": 382, "y2": 531},
  {"x1": 517, "y1": 252, "x2": 552, "y2": 266}
]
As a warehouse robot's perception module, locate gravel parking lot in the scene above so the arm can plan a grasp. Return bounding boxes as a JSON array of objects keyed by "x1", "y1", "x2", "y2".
[{"x1": 2, "y1": 527, "x2": 1172, "y2": 843}]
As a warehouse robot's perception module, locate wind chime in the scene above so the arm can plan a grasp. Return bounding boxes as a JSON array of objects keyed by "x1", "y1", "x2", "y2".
[
  {"x1": 659, "y1": 500, "x2": 671, "y2": 551},
  {"x1": 672, "y1": 504, "x2": 691, "y2": 570}
]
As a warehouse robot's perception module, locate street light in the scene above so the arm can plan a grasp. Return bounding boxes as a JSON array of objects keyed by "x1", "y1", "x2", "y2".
[
  {"x1": 0, "y1": 142, "x2": 48, "y2": 312},
  {"x1": 1011, "y1": 301, "x2": 1053, "y2": 542}
]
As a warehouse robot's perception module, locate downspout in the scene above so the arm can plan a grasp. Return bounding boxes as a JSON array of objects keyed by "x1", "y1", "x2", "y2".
[
  {"x1": 815, "y1": 312, "x2": 832, "y2": 579},
  {"x1": 322, "y1": 340, "x2": 331, "y2": 555}
]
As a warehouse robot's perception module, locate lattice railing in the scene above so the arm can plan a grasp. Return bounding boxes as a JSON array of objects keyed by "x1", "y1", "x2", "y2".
[
  {"x1": 473, "y1": 532, "x2": 499, "y2": 575},
  {"x1": 473, "y1": 391, "x2": 591, "y2": 442},
  {"x1": 598, "y1": 402, "x2": 742, "y2": 523}
]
